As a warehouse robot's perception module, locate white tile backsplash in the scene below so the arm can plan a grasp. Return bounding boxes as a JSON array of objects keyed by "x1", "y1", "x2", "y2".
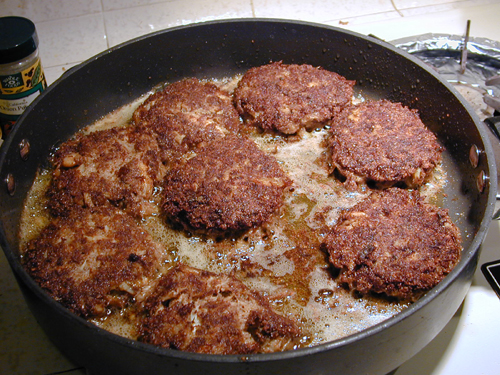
[
  {"x1": 252, "y1": 0, "x2": 395, "y2": 23},
  {"x1": 2, "y1": 0, "x2": 497, "y2": 80},
  {"x1": 396, "y1": 0, "x2": 500, "y2": 15},
  {"x1": 1, "y1": 0, "x2": 102, "y2": 22},
  {"x1": 393, "y1": 0, "x2": 464, "y2": 8},
  {"x1": 101, "y1": 0, "x2": 178, "y2": 11},
  {"x1": 346, "y1": 2, "x2": 500, "y2": 41},
  {"x1": 325, "y1": 10, "x2": 403, "y2": 30},
  {"x1": 36, "y1": 14, "x2": 107, "y2": 67},
  {"x1": 104, "y1": 0, "x2": 253, "y2": 47}
]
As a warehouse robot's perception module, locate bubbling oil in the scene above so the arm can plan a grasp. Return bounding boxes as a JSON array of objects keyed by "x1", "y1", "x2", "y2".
[{"x1": 19, "y1": 76, "x2": 447, "y2": 349}]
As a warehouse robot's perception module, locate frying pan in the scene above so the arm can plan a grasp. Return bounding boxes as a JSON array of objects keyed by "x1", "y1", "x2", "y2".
[{"x1": 0, "y1": 19, "x2": 497, "y2": 375}]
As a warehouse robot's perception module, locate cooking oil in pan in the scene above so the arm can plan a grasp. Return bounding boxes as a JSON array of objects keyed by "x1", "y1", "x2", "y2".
[{"x1": 19, "y1": 76, "x2": 448, "y2": 350}]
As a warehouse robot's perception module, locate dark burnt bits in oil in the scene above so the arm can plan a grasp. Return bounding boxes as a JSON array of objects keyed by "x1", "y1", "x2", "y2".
[
  {"x1": 137, "y1": 264, "x2": 301, "y2": 354},
  {"x1": 327, "y1": 99, "x2": 443, "y2": 190},
  {"x1": 233, "y1": 61, "x2": 355, "y2": 135},
  {"x1": 321, "y1": 188, "x2": 462, "y2": 301}
]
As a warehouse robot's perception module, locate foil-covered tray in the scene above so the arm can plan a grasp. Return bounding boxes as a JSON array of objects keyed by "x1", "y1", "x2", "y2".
[{"x1": 391, "y1": 33, "x2": 500, "y2": 120}]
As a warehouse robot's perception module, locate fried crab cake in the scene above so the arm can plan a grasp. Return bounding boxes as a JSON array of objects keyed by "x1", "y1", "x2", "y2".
[
  {"x1": 138, "y1": 264, "x2": 301, "y2": 354},
  {"x1": 328, "y1": 99, "x2": 443, "y2": 190},
  {"x1": 47, "y1": 125, "x2": 166, "y2": 219},
  {"x1": 161, "y1": 134, "x2": 291, "y2": 234},
  {"x1": 133, "y1": 78, "x2": 241, "y2": 161},
  {"x1": 233, "y1": 62, "x2": 355, "y2": 134},
  {"x1": 23, "y1": 206, "x2": 170, "y2": 318},
  {"x1": 321, "y1": 188, "x2": 462, "y2": 301}
]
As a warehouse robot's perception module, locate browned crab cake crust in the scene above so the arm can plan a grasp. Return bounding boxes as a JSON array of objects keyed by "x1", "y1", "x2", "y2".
[
  {"x1": 161, "y1": 134, "x2": 291, "y2": 233},
  {"x1": 138, "y1": 264, "x2": 301, "y2": 354},
  {"x1": 321, "y1": 188, "x2": 462, "y2": 301},
  {"x1": 22, "y1": 206, "x2": 170, "y2": 318},
  {"x1": 47, "y1": 125, "x2": 166, "y2": 219},
  {"x1": 328, "y1": 100, "x2": 443, "y2": 190},
  {"x1": 133, "y1": 78, "x2": 241, "y2": 162},
  {"x1": 233, "y1": 62, "x2": 355, "y2": 134}
]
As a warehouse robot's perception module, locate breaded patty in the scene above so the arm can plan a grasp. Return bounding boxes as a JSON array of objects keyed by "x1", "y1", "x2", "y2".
[
  {"x1": 321, "y1": 188, "x2": 462, "y2": 301},
  {"x1": 23, "y1": 206, "x2": 170, "y2": 318},
  {"x1": 138, "y1": 264, "x2": 301, "y2": 354},
  {"x1": 233, "y1": 62, "x2": 355, "y2": 134},
  {"x1": 47, "y1": 125, "x2": 166, "y2": 219},
  {"x1": 328, "y1": 100, "x2": 443, "y2": 190},
  {"x1": 133, "y1": 78, "x2": 240, "y2": 161},
  {"x1": 162, "y1": 134, "x2": 291, "y2": 233}
]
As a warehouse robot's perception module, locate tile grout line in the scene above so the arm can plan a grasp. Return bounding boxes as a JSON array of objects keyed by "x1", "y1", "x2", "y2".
[{"x1": 100, "y1": 0, "x2": 110, "y2": 49}]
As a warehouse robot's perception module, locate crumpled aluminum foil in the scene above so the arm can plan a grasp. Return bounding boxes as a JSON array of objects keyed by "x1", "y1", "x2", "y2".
[{"x1": 391, "y1": 33, "x2": 500, "y2": 120}]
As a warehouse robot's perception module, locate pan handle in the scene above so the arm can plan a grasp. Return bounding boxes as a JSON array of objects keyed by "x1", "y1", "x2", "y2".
[{"x1": 484, "y1": 115, "x2": 500, "y2": 138}]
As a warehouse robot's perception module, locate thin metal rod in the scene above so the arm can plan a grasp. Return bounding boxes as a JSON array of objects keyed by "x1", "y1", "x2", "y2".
[{"x1": 460, "y1": 20, "x2": 471, "y2": 74}]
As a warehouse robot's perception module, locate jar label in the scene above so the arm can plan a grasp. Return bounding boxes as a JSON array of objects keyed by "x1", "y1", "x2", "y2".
[
  {"x1": 0, "y1": 81, "x2": 45, "y2": 116},
  {"x1": 0, "y1": 59, "x2": 47, "y2": 122},
  {"x1": 0, "y1": 59, "x2": 46, "y2": 94}
]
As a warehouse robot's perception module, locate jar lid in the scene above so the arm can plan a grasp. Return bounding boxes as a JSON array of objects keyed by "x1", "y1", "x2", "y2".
[{"x1": 0, "y1": 16, "x2": 38, "y2": 64}]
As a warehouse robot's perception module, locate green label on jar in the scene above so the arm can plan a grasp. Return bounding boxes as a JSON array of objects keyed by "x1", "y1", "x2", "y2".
[
  {"x1": 0, "y1": 58, "x2": 47, "y2": 126},
  {"x1": 0, "y1": 59, "x2": 46, "y2": 95}
]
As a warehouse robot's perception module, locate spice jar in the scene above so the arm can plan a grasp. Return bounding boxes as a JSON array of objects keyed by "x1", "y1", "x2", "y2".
[{"x1": 0, "y1": 16, "x2": 47, "y2": 139}]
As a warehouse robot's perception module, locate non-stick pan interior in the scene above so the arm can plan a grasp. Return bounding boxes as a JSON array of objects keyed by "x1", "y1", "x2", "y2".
[
  {"x1": 0, "y1": 19, "x2": 496, "y2": 375},
  {"x1": 1, "y1": 18, "x2": 494, "y2": 257}
]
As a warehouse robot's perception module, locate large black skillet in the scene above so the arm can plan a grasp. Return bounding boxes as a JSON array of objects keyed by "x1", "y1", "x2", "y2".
[{"x1": 0, "y1": 19, "x2": 496, "y2": 375}]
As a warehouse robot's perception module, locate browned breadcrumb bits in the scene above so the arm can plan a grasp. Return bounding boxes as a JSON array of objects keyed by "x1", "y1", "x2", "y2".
[
  {"x1": 328, "y1": 99, "x2": 443, "y2": 190},
  {"x1": 321, "y1": 188, "x2": 462, "y2": 301},
  {"x1": 23, "y1": 206, "x2": 171, "y2": 318},
  {"x1": 234, "y1": 62, "x2": 355, "y2": 134},
  {"x1": 162, "y1": 134, "x2": 291, "y2": 234},
  {"x1": 138, "y1": 264, "x2": 301, "y2": 354}
]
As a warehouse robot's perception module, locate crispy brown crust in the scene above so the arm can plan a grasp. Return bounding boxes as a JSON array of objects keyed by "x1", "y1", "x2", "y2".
[
  {"x1": 234, "y1": 62, "x2": 355, "y2": 134},
  {"x1": 22, "y1": 206, "x2": 170, "y2": 318},
  {"x1": 47, "y1": 125, "x2": 166, "y2": 219},
  {"x1": 161, "y1": 134, "x2": 291, "y2": 233},
  {"x1": 133, "y1": 78, "x2": 241, "y2": 162},
  {"x1": 22, "y1": 67, "x2": 463, "y2": 355},
  {"x1": 138, "y1": 264, "x2": 301, "y2": 354},
  {"x1": 328, "y1": 100, "x2": 443, "y2": 190},
  {"x1": 321, "y1": 188, "x2": 462, "y2": 300}
]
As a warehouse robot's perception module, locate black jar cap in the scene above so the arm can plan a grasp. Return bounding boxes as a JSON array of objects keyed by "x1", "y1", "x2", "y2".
[{"x1": 0, "y1": 16, "x2": 38, "y2": 64}]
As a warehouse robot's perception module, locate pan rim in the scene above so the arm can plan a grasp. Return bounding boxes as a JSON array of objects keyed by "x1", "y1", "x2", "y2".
[{"x1": 0, "y1": 17, "x2": 497, "y2": 365}]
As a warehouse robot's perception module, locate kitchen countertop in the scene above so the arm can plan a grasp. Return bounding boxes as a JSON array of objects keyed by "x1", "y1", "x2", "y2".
[{"x1": 1, "y1": 1, "x2": 500, "y2": 374}]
